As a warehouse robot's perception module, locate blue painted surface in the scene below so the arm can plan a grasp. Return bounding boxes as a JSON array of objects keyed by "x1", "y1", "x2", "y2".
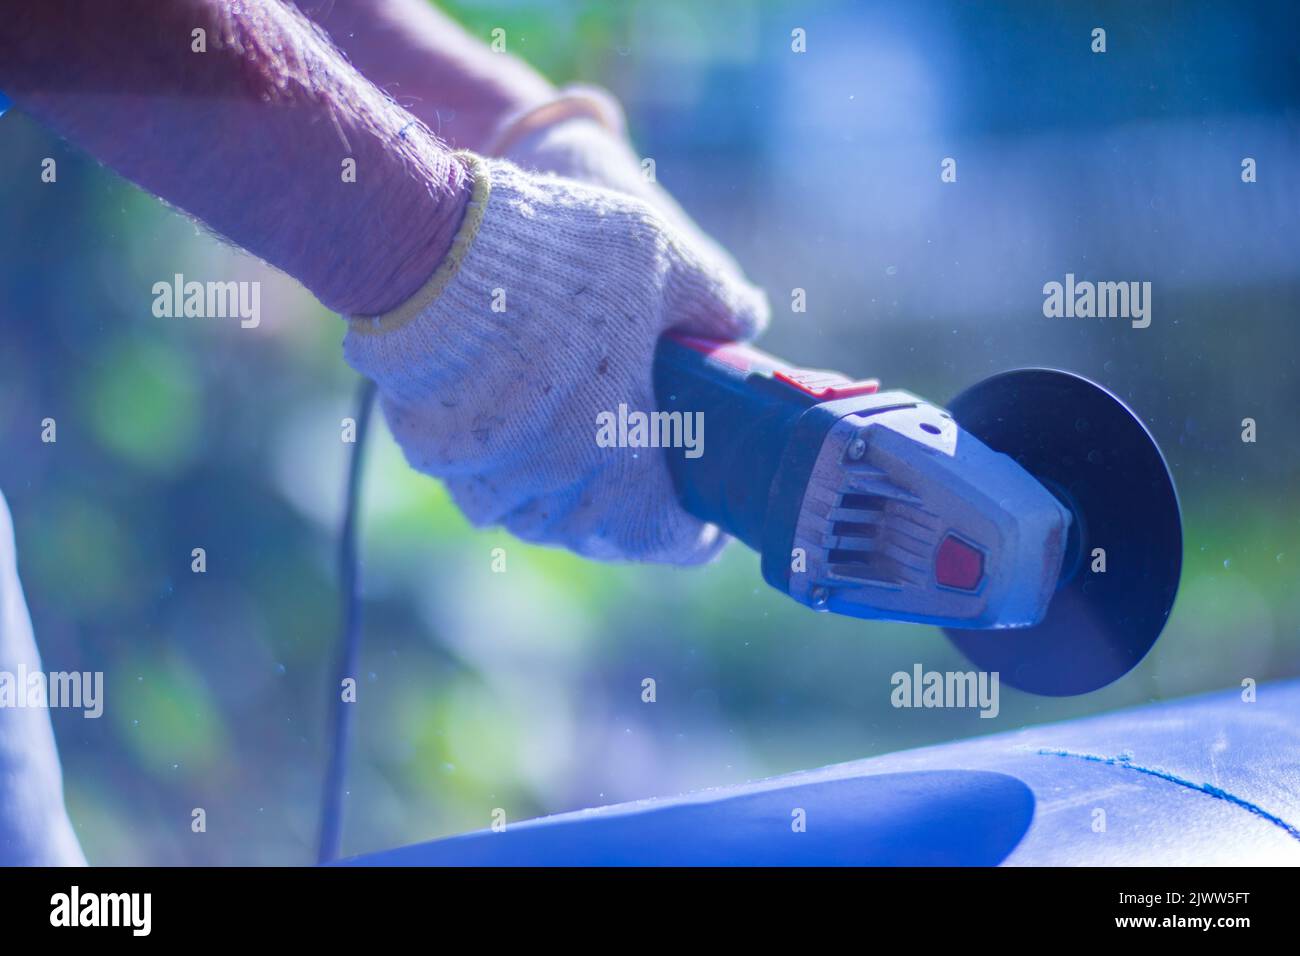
[
  {"x1": 344, "y1": 680, "x2": 1300, "y2": 866},
  {"x1": 351, "y1": 771, "x2": 1034, "y2": 866}
]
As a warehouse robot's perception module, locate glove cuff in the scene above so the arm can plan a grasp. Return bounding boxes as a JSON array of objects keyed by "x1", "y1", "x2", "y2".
[
  {"x1": 347, "y1": 151, "x2": 492, "y2": 336},
  {"x1": 342, "y1": 155, "x2": 647, "y2": 409},
  {"x1": 480, "y1": 84, "x2": 627, "y2": 159}
]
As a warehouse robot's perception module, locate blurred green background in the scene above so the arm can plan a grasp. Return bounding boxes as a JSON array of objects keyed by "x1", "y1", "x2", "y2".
[{"x1": 1, "y1": 0, "x2": 1297, "y2": 864}]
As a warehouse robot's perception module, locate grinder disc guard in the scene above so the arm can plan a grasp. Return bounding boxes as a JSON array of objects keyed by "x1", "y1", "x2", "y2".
[{"x1": 943, "y1": 369, "x2": 1182, "y2": 696}]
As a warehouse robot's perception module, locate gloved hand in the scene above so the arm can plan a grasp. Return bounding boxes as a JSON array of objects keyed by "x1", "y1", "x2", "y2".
[
  {"x1": 488, "y1": 86, "x2": 744, "y2": 281},
  {"x1": 344, "y1": 154, "x2": 769, "y2": 563}
]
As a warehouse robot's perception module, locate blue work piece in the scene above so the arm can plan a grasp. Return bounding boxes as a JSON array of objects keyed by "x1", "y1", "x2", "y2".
[{"x1": 342, "y1": 680, "x2": 1300, "y2": 865}]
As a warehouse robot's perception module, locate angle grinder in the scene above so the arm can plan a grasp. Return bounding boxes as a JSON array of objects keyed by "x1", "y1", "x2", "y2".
[{"x1": 653, "y1": 332, "x2": 1182, "y2": 696}]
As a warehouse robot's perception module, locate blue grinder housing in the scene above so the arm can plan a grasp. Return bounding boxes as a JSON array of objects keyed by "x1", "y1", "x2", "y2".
[{"x1": 652, "y1": 333, "x2": 1182, "y2": 695}]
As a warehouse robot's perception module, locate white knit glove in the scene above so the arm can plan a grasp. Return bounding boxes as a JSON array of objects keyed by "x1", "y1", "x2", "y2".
[
  {"x1": 344, "y1": 155, "x2": 769, "y2": 563},
  {"x1": 488, "y1": 86, "x2": 743, "y2": 280}
]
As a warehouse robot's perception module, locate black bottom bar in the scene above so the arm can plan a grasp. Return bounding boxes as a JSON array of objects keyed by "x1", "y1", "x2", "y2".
[{"x1": 0, "y1": 866, "x2": 1281, "y2": 941}]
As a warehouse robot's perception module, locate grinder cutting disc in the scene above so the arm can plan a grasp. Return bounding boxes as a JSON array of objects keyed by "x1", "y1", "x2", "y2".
[{"x1": 943, "y1": 369, "x2": 1182, "y2": 696}]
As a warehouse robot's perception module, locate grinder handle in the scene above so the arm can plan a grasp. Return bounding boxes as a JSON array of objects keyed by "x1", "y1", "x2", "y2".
[{"x1": 651, "y1": 333, "x2": 855, "y2": 550}]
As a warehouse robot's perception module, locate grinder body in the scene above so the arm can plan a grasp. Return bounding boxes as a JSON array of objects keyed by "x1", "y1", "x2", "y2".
[{"x1": 653, "y1": 333, "x2": 1073, "y2": 630}]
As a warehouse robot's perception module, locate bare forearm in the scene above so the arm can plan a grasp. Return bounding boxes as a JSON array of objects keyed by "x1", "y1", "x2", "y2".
[
  {"x1": 0, "y1": 0, "x2": 469, "y2": 315},
  {"x1": 301, "y1": 0, "x2": 554, "y2": 150}
]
